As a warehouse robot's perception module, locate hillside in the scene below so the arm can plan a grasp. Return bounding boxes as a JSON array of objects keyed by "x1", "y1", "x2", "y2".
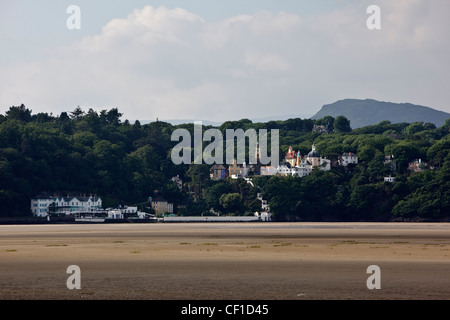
[
  {"x1": 311, "y1": 99, "x2": 450, "y2": 129},
  {"x1": 1, "y1": 104, "x2": 450, "y2": 221}
]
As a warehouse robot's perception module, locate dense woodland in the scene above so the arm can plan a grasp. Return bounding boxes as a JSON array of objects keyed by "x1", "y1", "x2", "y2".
[{"x1": 1, "y1": 104, "x2": 450, "y2": 221}]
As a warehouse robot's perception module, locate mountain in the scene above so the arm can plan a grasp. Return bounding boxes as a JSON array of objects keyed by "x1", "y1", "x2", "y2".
[{"x1": 311, "y1": 99, "x2": 450, "y2": 129}]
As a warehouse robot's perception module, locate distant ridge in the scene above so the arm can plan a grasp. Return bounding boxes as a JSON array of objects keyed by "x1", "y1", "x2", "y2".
[
  {"x1": 311, "y1": 99, "x2": 450, "y2": 129},
  {"x1": 137, "y1": 113, "x2": 314, "y2": 127}
]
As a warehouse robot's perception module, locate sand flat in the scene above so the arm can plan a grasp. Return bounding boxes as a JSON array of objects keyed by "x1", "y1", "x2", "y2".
[{"x1": 1, "y1": 222, "x2": 449, "y2": 300}]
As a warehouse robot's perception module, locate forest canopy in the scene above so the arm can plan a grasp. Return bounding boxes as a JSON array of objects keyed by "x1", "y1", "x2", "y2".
[{"x1": 1, "y1": 104, "x2": 449, "y2": 221}]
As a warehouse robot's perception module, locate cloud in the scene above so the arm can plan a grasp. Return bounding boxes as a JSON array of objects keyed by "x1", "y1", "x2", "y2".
[{"x1": 1, "y1": 2, "x2": 449, "y2": 121}]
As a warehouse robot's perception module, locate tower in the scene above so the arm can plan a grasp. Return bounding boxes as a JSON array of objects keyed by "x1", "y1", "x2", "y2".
[
  {"x1": 307, "y1": 143, "x2": 320, "y2": 167},
  {"x1": 285, "y1": 146, "x2": 297, "y2": 167},
  {"x1": 255, "y1": 142, "x2": 260, "y2": 164}
]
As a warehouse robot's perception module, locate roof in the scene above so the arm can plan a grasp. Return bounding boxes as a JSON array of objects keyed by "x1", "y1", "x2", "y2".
[
  {"x1": 285, "y1": 146, "x2": 296, "y2": 159},
  {"x1": 307, "y1": 144, "x2": 320, "y2": 158},
  {"x1": 32, "y1": 194, "x2": 101, "y2": 202},
  {"x1": 151, "y1": 194, "x2": 169, "y2": 202},
  {"x1": 342, "y1": 152, "x2": 357, "y2": 157},
  {"x1": 210, "y1": 164, "x2": 226, "y2": 170}
]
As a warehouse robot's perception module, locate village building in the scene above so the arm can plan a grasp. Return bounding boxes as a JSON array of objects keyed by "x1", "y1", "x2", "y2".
[
  {"x1": 306, "y1": 144, "x2": 331, "y2": 171},
  {"x1": 108, "y1": 205, "x2": 138, "y2": 216},
  {"x1": 384, "y1": 155, "x2": 397, "y2": 172},
  {"x1": 340, "y1": 152, "x2": 359, "y2": 166},
  {"x1": 31, "y1": 194, "x2": 103, "y2": 217},
  {"x1": 295, "y1": 156, "x2": 313, "y2": 177},
  {"x1": 285, "y1": 146, "x2": 297, "y2": 167},
  {"x1": 260, "y1": 165, "x2": 277, "y2": 176},
  {"x1": 107, "y1": 209, "x2": 124, "y2": 219},
  {"x1": 149, "y1": 194, "x2": 174, "y2": 215},
  {"x1": 228, "y1": 159, "x2": 243, "y2": 179},
  {"x1": 257, "y1": 193, "x2": 270, "y2": 212},
  {"x1": 246, "y1": 142, "x2": 263, "y2": 176},
  {"x1": 306, "y1": 144, "x2": 320, "y2": 167},
  {"x1": 210, "y1": 164, "x2": 227, "y2": 180},
  {"x1": 312, "y1": 124, "x2": 329, "y2": 134},
  {"x1": 274, "y1": 144, "x2": 331, "y2": 178},
  {"x1": 408, "y1": 158, "x2": 427, "y2": 173},
  {"x1": 276, "y1": 164, "x2": 298, "y2": 176}
]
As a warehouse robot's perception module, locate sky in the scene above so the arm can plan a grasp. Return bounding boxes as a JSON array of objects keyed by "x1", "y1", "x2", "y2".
[{"x1": 1, "y1": 0, "x2": 449, "y2": 123}]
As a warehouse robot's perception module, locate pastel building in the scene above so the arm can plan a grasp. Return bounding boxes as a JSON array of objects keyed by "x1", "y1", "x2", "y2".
[
  {"x1": 210, "y1": 164, "x2": 227, "y2": 180},
  {"x1": 228, "y1": 159, "x2": 243, "y2": 179},
  {"x1": 285, "y1": 146, "x2": 297, "y2": 167},
  {"x1": 408, "y1": 158, "x2": 427, "y2": 173},
  {"x1": 278, "y1": 144, "x2": 331, "y2": 177},
  {"x1": 149, "y1": 194, "x2": 174, "y2": 215},
  {"x1": 305, "y1": 144, "x2": 331, "y2": 171}
]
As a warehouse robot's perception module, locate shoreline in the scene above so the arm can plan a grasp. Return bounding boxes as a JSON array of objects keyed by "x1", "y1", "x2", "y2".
[
  {"x1": 1, "y1": 216, "x2": 449, "y2": 225},
  {"x1": 1, "y1": 222, "x2": 449, "y2": 300}
]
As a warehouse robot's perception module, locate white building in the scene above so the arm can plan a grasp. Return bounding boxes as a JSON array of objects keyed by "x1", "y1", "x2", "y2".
[
  {"x1": 274, "y1": 144, "x2": 331, "y2": 178},
  {"x1": 31, "y1": 194, "x2": 103, "y2": 217},
  {"x1": 276, "y1": 165, "x2": 298, "y2": 176},
  {"x1": 257, "y1": 193, "x2": 270, "y2": 212},
  {"x1": 296, "y1": 159, "x2": 314, "y2": 176},
  {"x1": 340, "y1": 152, "x2": 359, "y2": 166},
  {"x1": 254, "y1": 211, "x2": 272, "y2": 221},
  {"x1": 384, "y1": 176, "x2": 395, "y2": 183},
  {"x1": 119, "y1": 206, "x2": 138, "y2": 215},
  {"x1": 260, "y1": 165, "x2": 277, "y2": 176},
  {"x1": 107, "y1": 209, "x2": 124, "y2": 219},
  {"x1": 384, "y1": 155, "x2": 396, "y2": 172},
  {"x1": 105, "y1": 206, "x2": 139, "y2": 219}
]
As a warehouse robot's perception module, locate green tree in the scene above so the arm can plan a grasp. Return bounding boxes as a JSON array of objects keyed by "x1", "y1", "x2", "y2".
[
  {"x1": 186, "y1": 164, "x2": 210, "y2": 202},
  {"x1": 5, "y1": 105, "x2": 32, "y2": 122},
  {"x1": 204, "y1": 182, "x2": 231, "y2": 212},
  {"x1": 403, "y1": 122, "x2": 425, "y2": 135},
  {"x1": 219, "y1": 193, "x2": 244, "y2": 215},
  {"x1": 334, "y1": 116, "x2": 352, "y2": 133},
  {"x1": 70, "y1": 106, "x2": 85, "y2": 120}
]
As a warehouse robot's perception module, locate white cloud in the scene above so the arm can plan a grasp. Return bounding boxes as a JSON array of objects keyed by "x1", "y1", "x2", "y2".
[{"x1": 1, "y1": 2, "x2": 449, "y2": 121}]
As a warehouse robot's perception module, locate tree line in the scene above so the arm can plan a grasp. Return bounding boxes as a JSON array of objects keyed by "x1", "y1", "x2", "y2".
[{"x1": 1, "y1": 104, "x2": 449, "y2": 221}]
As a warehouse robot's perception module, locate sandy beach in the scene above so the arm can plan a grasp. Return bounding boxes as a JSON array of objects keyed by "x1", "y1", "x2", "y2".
[{"x1": 1, "y1": 222, "x2": 449, "y2": 300}]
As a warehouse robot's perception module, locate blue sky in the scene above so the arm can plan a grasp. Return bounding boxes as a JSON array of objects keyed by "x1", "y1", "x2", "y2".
[{"x1": 1, "y1": 1, "x2": 449, "y2": 122}]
